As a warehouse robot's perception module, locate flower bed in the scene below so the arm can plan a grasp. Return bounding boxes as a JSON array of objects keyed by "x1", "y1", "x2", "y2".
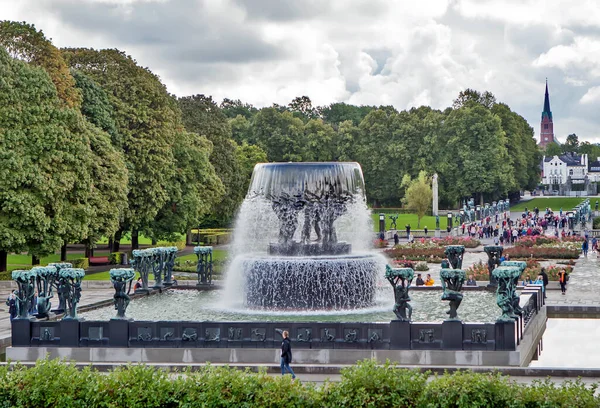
[
  {"x1": 430, "y1": 236, "x2": 481, "y2": 248},
  {"x1": 384, "y1": 247, "x2": 445, "y2": 262},
  {"x1": 503, "y1": 246, "x2": 580, "y2": 259},
  {"x1": 515, "y1": 235, "x2": 585, "y2": 248},
  {"x1": 465, "y1": 260, "x2": 572, "y2": 281}
]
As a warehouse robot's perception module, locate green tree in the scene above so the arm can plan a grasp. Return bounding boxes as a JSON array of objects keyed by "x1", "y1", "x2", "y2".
[
  {"x1": 401, "y1": 171, "x2": 432, "y2": 228},
  {"x1": 220, "y1": 98, "x2": 257, "y2": 119},
  {"x1": 229, "y1": 114, "x2": 252, "y2": 145},
  {"x1": 578, "y1": 141, "x2": 600, "y2": 159},
  {"x1": 0, "y1": 48, "x2": 93, "y2": 270},
  {"x1": 304, "y1": 119, "x2": 337, "y2": 161},
  {"x1": 71, "y1": 70, "x2": 120, "y2": 146},
  {"x1": 236, "y1": 142, "x2": 268, "y2": 193},
  {"x1": 84, "y1": 122, "x2": 129, "y2": 255},
  {"x1": 0, "y1": 20, "x2": 81, "y2": 108},
  {"x1": 251, "y1": 107, "x2": 306, "y2": 162},
  {"x1": 354, "y1": 108, "x2": 408, "y2": 206},
  {"x1": 563, "y1": 133, "x2": 579, "y2": 153},
  {"x1": 452, "y1": 88, "x2": 496, "y2": 110},
  {"x1": 442, "y1": 104, "x2": 514, "y2": 204},
  {"x1": 321, "y1": 102, "x2": 374, "y2": 126},
  {"x1": 62, "y1": 48, "x2": 178, "y2": 249},
  {"x1": 147, "y1": 130, "x2": 224, "y2": 240},
  {"x1": 179, "y1": 95, "x2": 245, "y2": 226},
  {"x1": 288, "y1": 96, "x2": 319, "y2": 120},
  {"x1": 544, "y1": 142, "x2": 562, "y2": 156},
  {"x1": 491, "y1": 103, "x2": 540, "y2": 192}
]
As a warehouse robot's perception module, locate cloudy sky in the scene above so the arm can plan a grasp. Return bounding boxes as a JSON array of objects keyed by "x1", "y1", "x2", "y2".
[{"x1": 3, "y1": 0, "x2": 600, "y2": 143}]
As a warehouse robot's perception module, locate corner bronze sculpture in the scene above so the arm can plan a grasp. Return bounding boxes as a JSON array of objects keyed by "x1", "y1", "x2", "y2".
[
  {"x1": 501, "y1": 261, "x2": 527, "y2": 316},
  {"x1": 444, "y1": 245, "x2": 465, "y2": 269},
  {"x1": 11, "y1": 269, "x2": 37, "y2": 319},
  {"x1": 195, "y1": 246, "x2": 213, "y2": 285},
  {"x1": 32, "y1": 266, "x2": 58, "y2": 318},
  {"x1": 492, "y1": 266, "x2": 521, "y2": 321},
  {"x1": 48, "y1": 262, "x2": 72, "y2": 313},
  {"x1": 440, "y1": 268, "x2": 466, "y2": 320},
  {"x1": 483, "y1": 245, "x2": 503, "y2": 286},
  {"x1": 150, "y1": 248, "x2": 165, "y2": 289},
  {"x1": 163, "y1": 247, "x2": 178, "y2": 287},
  {"x1": 109, "y1": 268, "x2": 135, "y2": 319},
  {"x1": 385, "y1": 265, "x2": 414, "y2": 321},
  {"x1": 131, "y1": 249, "x2": 151, "y2": 294},
  {"x1": 57, "y1": 268, "x2": 84, "y2": 320}
]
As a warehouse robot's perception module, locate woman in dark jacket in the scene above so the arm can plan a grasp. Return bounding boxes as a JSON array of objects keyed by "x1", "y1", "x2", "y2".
[{"x1": 280, "y1": 330, "x2": 296, "y2": 379}]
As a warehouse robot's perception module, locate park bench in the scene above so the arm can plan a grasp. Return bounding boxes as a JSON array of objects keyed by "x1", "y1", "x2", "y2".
[{"x1": 88, "y1": 256, "x2": 110, "y2": 265}]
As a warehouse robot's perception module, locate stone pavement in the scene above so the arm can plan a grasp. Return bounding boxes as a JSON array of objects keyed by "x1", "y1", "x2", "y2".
[{"x1": 545, "y1": 250, "x2": 600, "y2": 306}]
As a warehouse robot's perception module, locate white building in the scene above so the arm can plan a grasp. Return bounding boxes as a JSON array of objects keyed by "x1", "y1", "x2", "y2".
[{"x1": 541, "y1": 153, "x2": 600, "y2": 187}]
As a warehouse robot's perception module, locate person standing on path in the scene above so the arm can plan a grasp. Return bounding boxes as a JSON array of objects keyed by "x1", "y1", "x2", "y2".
[
  {"x1": 540, "y1": 268, "x2": 549, "y2": 299},
  {"x1": 558, "y1": 270, "x2": 568, "y2": 295},
  {"x1": 405, "y1": 224, "x2": 411, "y2": 240},
  {"x1": 280, "y1": 330, "x2": 296, "y2": 379}
]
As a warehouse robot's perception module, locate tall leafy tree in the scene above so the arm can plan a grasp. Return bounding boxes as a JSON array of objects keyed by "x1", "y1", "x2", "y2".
[
  {"x1": 0, "y1": 21, "x2": 81, "y2": 108},
  {"x1": 321, "y1": 102, "x2": 374, "y2": 127},
  {"x1": 355, "y1": 109, "x2": 408, "y2": 206},
  {"x1": 179, "y1": 95, "x2": 245, "y2": 226},
  {"x1": 288, "y1": 96, "x2": 319, "y2": 120},
  {"x1": 229, "y1": 114, "x2": 252, "y2": 145},
  {"x1": 220, "y1": 98, "x2": 257, "y2": 119},
  {"x1": 62, "y1": 48, "x2": 178, "y2": 249},
  {"x1": 251, "y1": 107, "x2": 306, "y2": 162},
  {"x1": 147, "y1": 130, "x2": 224, "y2": 240},
  {"x1": 0, "y1": 48, "x2": 93, "y2": 270},
  {"x1": 563, "y1": 133, "x2": 579, "y2": 153},
  {"x1": 443, "y1": 104, "x2": 514, "y2": 204},
  {"x1": 236, "y1": 142, "x2": 268, "y2": 193},
  {"x1": 545, "y1": 142, "x2": 562, "y2": 156},
  {"x1": 304, "y1": 119, "x2": 337, "y2": 161},
  {"x1": 401, "y1": 171, "x2": 432, "y2": 228},
  {"x1": 72, "y1": 70, "x2": 129, "y2": 255}
]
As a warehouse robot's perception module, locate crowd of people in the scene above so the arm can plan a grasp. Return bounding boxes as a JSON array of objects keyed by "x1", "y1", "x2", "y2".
[{"x1": 459, "y1": 206, "x2": 580, "y2": 245}]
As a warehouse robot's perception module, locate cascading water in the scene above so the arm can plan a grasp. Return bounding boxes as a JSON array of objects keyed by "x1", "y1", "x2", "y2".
[{"x1": 223, "y1": 162, "x2": 385, "y2": 310}]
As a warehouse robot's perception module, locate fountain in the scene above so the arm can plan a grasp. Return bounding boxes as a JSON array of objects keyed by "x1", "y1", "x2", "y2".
[{"x1": 226, "y1": 162, "x2": 383, "y2": 309}]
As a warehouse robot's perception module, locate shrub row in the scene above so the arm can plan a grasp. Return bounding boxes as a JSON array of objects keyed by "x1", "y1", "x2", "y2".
[
  {"x1": 71, "y1": 257, "x2": 89, "y2": 269},
  {"x1": 0, "y1": 359, "x2": 597, "y2": 407},
  {"x1": 385, "y1": 247, "x2": 445, "y2": 261}
]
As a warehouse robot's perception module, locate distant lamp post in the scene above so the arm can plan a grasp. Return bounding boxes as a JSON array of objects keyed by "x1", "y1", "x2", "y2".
[
  {"x1": 379, "y1": 213, "x2": 386, "y2": 235},
  {"x1": 447, "y1": 212, "x2": 453, "y2": 233},
  {"x1": 197, "y1": 224, "x2": 201, "y2": 246}
]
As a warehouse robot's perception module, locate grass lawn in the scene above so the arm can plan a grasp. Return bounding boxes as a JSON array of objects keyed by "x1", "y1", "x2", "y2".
[
  {"x1": 371, "y1": 213, "x2": 449, "y2": 231},
  {"x1": 8, "y1": 252, "x2": 109, "y2": 269},
  {"x1": 510, "y1": 198, "x2": 586, "y2": 212}
]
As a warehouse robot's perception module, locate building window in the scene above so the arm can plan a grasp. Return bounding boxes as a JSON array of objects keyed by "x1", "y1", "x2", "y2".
[
  {"x1": 569, "y1": 169, "x2": 573, "y2": 176},
  {"x1": 544, "y1": 124, "x2": 549, "y2": 129}
]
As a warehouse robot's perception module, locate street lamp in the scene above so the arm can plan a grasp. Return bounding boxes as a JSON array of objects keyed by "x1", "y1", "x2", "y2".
[{"x1": 379, "y1": 213, "x2": 385, "y2": 235}]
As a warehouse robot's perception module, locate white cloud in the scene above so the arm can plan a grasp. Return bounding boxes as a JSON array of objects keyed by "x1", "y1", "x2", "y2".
[
  {"x1": 2, "y1": 0, "x2": 600, "y2": 141},
  {"x1": 580, "y1": 86, "x2": 600, "y2": 104}
]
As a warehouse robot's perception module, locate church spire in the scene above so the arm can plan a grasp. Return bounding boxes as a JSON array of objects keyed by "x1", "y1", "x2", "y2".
[
  {"x1": 539, "y1": 79, "x2": 555, "y2": 147},
  {"x1": 542, "y1": 79, "x2": 552, "y2": 120}
]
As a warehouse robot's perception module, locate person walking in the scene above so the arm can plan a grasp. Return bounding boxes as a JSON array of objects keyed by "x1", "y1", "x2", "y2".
[
  {"x1": 558, "y1": 270, "x2": 568, "y2": 295},
  {"x1": 540, "y1": 268, "x2": 549, "y2": 299},
  {"x1": 393, "y1": 232, "x2": 399, "y2": 246},
  {"x1": 582, "y1": 240, "x2": 589, "y2": 257},
  {"x1": 280, "y1": 330, "x2": 296, "y2": 379}
]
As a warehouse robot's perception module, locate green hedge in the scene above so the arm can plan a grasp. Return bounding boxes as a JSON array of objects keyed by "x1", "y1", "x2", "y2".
[
  {"x1": 0, "y1": 359, "x2": 598, "y2": 407},
  {"x1": 593, "y1": 217, "x2": 600, "y2": 229},
  {"x1": 71, "y1": 258, "x2": 89, "y2": 269},
  {"x1": 108, "y1": 252, "x2": 125, "y2": 265}
]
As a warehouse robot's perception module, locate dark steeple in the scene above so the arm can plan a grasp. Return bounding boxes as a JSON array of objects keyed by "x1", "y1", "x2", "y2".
[{"x1": 542, "y1": 79, "x2": 552, "y2": 120}]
